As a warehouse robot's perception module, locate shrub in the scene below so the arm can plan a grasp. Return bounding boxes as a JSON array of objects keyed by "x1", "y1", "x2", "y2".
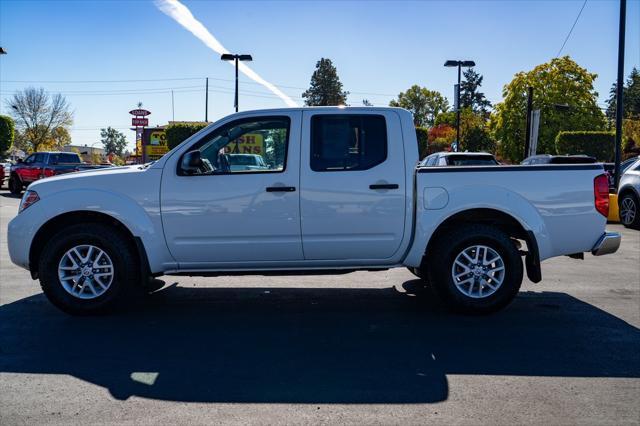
[
  {"x1": 415, "y1": 127, "x2": 429, "y2": 159},
  {"x1": 555, "y1": 131, "x2": 615, "y2": 161},
  {"x1": 0, "y1": 115, "x2": 15, "y2": 154},
  {"x1": 428, "y1": 124, "x2": 455, "y2": 143},
  {"x1": 165, "y1": 122, "x2": 209, "y2": 150}
]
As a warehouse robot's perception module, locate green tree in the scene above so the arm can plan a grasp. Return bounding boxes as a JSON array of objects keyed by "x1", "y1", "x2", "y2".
[
  {"x1": 6, "y1": 87, "x2": 73, "y2": 152},
  {"x1": 606, "y1": 67, "x2": 640, "y2": 120},
  {"x1": 100, "y1": 127, "x2": 128, "y2": 156},
  {"x1": 460, "y1": 68, "x2": 492, "y2": 116},
  {"x1": 302, "y1": 58, "x2": 349, "y2": 106},
  {"x1": 389, "y1": 85, "x2": 449, "y2": 127},
  {"x1": 0, "y1": 115, "x2": 15, "y2": 154},
  {"x1": 491, "y1": 56, "x2": 606, "y2": 162}
]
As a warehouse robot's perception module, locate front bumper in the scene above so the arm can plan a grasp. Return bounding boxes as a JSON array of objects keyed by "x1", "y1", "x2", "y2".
[{"x1": 591, "y1": 232, "x2": 622, "y2": 256}]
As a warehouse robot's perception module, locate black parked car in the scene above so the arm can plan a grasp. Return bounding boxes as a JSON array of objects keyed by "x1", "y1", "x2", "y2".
[{"x1": 520, "y1": 154, "x2": 597, "y2": 165}]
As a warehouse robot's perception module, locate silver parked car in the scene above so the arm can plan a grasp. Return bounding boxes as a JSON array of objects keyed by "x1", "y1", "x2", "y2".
[{"x1": 618, "y1": 156, "x2": 640, "y2": 229}]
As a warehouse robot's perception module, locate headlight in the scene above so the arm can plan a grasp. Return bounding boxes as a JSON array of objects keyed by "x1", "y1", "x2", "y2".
[{"x1": 19, "y1": 190, "x2": 40, "y2": 213}]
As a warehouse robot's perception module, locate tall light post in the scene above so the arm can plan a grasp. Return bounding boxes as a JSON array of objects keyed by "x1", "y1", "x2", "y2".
[
  {"x1": 221, "y1": 53, "x2": 253, "y2": 112},
  {"x1": 444, "y1": 60, "x2": 475, "y2": 151}
]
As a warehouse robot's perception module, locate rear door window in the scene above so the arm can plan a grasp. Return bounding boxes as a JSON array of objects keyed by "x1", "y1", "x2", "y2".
[{"x1": 310, "y1": 115, "x2": 387, "y2": 172}]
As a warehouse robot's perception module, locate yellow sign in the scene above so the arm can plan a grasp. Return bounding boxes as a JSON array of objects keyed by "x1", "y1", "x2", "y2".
[
  {"x1": 224, "y1": 134, "x2": 263, "y2": 155},
  {"x1": 146, "y1": 130, "x2": 169, "y2": 157}
]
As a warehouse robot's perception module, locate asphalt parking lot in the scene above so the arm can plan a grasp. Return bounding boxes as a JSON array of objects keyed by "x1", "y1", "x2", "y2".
[{"x1": 0, "y1": 188, "x2": 639, "y2": 425}]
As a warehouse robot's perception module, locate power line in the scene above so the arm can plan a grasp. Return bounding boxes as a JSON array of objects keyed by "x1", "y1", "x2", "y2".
[
  {"x1": 1, "y1": 76, "x2": 398, "y2": 97},
  {"x1": 556, "y1": 0, "x2": 588, "y2": 57}
]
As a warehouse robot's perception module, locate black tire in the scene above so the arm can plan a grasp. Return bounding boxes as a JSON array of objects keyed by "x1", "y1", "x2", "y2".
[
  {"x1": 8, "y1": 175, "x2": 22, "y2": 195},
  {"x1": 406, "y1": 266, "x2": 428, "y2": 280},
  {"x1": 619, "y1": 192, "x2": 640, "y2": 229},
  {"x1": 38, "y1": 223, "x2": 140, "y2": 315},
  {"x1": 427, "y1": 224, "x2": 523, "y2": 314}
]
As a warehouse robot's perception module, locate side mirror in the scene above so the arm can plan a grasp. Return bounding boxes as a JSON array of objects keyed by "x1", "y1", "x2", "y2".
[{"x1": 181, "y1": 150, "x2": 203, "y2": 174}]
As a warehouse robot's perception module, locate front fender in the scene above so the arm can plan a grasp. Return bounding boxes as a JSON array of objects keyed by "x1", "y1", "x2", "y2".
[{"x1": 12, "y1": 188, "x2": 176, "y2": 274}]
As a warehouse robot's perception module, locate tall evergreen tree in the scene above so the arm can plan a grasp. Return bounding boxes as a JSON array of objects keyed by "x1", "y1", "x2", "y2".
[
  {"x1": 302, "y1": 58, "x2": 349, "y2": 106},
  {"x1": 606, "y1": 67, "x2": 640, "y2": 120},
  {"x1": 460, "y1": 68, "x2": 492, "y2": 116}
]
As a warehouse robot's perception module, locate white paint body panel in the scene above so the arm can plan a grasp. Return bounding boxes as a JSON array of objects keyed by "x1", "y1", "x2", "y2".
[{"x1": 7, "y1": 107, "x2": 610, "y2": 277}]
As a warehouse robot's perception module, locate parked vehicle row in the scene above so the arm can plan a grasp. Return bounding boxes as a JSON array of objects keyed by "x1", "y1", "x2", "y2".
[
  {"x1": 8, "y1": 152, "x2": 111, "y2": 195},
  {"x1": 8, "y1": 107, "x2": 620, "y2": 316}
]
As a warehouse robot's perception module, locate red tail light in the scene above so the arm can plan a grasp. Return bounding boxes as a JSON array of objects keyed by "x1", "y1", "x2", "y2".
[
  {"x1": 43, "y1": 168, "x2": 56, "y2": 178},
  {"x1": 594, "y1": 174, "x2": 609, "y2": 217}
]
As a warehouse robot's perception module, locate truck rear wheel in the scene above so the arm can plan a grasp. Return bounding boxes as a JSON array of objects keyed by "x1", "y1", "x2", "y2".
[
  {"x1": 427, "y1": 224, "x2": 523, "y2": 314},
  {"x1": 38, "y1": 223, "x2": 140, "y2": 315}
]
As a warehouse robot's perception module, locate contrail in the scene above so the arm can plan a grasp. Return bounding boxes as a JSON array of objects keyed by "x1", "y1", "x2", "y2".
[{"x1": 155, "y1": 0, "x2": 298, "y2": 108}]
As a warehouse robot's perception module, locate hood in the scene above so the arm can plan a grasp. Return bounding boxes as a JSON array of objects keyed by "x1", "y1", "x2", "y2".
[{"x1": 27, "y1": 165, "x2": 159, "y2": 197}]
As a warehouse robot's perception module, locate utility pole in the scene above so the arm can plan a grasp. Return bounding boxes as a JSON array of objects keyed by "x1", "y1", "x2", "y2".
[
  {"x1": 614, "y1": 0, "x2": 626, "y2": 190},
  {"x1": 171, "y1": 90, "x2": 175, "y2": 121},
  {"x1": 524, "y1": 87, "x2": 534, "y2": 159},
  {"x1": 205, "y1": 77, "x2": 209, "y2": 122}
]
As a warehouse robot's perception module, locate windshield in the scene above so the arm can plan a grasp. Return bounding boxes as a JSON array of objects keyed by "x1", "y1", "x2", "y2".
[{"x1": 50, "y1": 153, "x2": 81, "y2": 164}]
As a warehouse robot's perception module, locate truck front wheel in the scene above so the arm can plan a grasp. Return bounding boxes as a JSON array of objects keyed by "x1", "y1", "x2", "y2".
[
  {"x1": 427, "y1": 224, "x2": 523, "y2": 314},
  {"x1": 38, "y1": 223, "x2": 140, "y2": 315}
]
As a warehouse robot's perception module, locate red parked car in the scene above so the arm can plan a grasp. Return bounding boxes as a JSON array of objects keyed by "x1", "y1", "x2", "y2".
[{"x1": 8, "y1": 152, "x2": 110, "y2": 195}]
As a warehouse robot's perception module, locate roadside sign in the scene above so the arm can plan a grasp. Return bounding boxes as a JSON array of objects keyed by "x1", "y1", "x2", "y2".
[
  {"x1": 132, "y1": 117, "x2": 149, "y2": 126},
  {"x1": 224, "y1": 134, "x2": 264, "y2": 155},
  {"x1": 129, "y1": 109, "x2": 151, "y2": 117},
  {"x1": 145, "y1": 130, "x2": 169, "y2": 157}
]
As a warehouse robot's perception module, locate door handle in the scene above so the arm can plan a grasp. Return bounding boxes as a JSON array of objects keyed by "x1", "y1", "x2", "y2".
[
  {"x1": 266, "y1": 186, "x2": 296, "y2": 192},
  {"x1": 369, "y1": 183, "x2": 399, "y2": 190}
]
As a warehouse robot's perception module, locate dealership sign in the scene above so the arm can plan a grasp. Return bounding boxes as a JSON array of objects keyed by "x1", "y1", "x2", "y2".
[
  {"x1": 224, "y1": 134, "x2": 264, "y2": 155},
  {"x1": 129, "y1": 109, "x2": 151, "y2": 117},
  {"x1": 132, "y1": 117, "x2": 149, "y2": 126}
]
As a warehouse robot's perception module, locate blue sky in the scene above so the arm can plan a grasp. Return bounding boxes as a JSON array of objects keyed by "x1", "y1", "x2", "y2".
[{"x1": 1, "y1": 0, "x2": 639, "y2": 150}]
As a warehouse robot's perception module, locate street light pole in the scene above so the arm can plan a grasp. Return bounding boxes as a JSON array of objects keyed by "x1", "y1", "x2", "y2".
[
  {"x1": 221, "y1": 53, "x2": 253, "y2": 113},
  {"x1": 445, "y1": 60, "x2": 475, "y2": 152},
  {"x1": 456, "y1": 63, "x2": 462, "y2": 147},
  {"x1": 614, "y1": 0, "x2": 626, "y2": 190}
]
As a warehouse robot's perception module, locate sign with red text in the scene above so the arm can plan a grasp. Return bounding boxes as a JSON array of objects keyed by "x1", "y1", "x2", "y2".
[{"x1": 132, "y1": 117, "x2": 149, "y2": 126}]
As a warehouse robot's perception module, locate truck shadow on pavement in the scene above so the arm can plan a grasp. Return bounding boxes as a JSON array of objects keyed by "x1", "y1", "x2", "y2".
[{"x1": 1, "y1": 280, "x2": 639, "y2": 403}]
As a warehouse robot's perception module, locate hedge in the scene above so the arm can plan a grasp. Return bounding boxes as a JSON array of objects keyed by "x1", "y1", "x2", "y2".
[
  {"x1": 415, "y1": 127, "x2": 429, "y2": 159},
  {"x1": 165, "y1": 122, "x2": 209, "y2": 150},
  {"x1": 0, "y1": 115, "x2": 15, "y2": 154},
  {"x1": 555, "y1": 131, "x2": 615, "y2": 162}
]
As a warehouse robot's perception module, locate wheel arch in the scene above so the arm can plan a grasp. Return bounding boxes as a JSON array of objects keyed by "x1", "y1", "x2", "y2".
[
  {"x1": 28, "y1": 210, "x2": 150, "y2": 280},
  {"x1": 421, "y1": 208, "x2": 541, "y2": 283},
  {"x1": 619, "y1": 184, "x2": 639, "y2": 201}
]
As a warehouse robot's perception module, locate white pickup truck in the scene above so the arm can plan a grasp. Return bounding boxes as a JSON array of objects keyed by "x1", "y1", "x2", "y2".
[{"x1": 8, "y1": 107, "x2": 621, "y2": 315}]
